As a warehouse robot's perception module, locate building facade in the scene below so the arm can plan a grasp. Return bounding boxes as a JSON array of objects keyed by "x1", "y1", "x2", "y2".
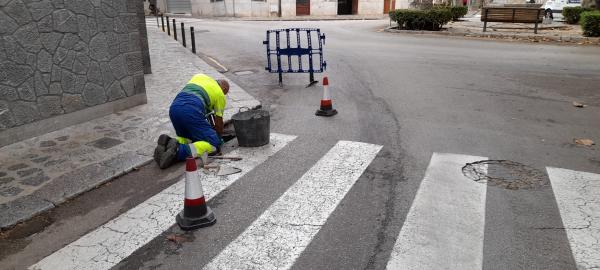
[
  {"x1": 0, "y1": 0, "x2": 151, "y2": 146},
  {"x1": 153, "y1": 0, "x2": 412, "y2": 17}
]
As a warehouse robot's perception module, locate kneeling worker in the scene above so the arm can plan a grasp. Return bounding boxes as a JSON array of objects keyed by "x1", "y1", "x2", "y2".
[{"x1": 155, "y1": 74, "x2": 230, "y2": 169}]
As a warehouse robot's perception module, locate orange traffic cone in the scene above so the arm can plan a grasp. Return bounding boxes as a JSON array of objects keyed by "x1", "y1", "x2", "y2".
[
  {"x1": 315, "y1": 76, "x2": 337, "y2": 117},
  {"x1": 176, "y1": 157, "x2": 216, "y2": 230}
]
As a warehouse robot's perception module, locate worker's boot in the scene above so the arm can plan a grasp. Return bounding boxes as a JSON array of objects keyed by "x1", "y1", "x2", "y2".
[
  {"x1": 158, "y1": 134, "x2": 172, "y2": 146},
  {"x1": 154, "y1": 134, "x2": 172, "y2": 164},
  {"x1": 157, "y1": 138, "x2": 179, "y2": 169}
]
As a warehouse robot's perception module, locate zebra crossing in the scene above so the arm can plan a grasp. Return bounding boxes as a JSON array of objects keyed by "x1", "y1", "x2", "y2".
[
  {"x1": 30, "y1": 133, "x2": 297, "y2": 270},
  {"x1": 30, "y1": 134, "x2": 600, "y2": 270}
]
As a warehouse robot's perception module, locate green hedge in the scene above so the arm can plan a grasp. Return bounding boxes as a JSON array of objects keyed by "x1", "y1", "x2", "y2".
[
  {"x1": 581, "y1": 10, "x2": 600, "y2": 37},
  {"x1": 448, "y1": 6, "x2": 468, "y2": 21},
  {"x1": 389, "y1": 9, "x2": 453, "y2": 31},
  {"x1": 563, "y1": 6, "x2": 594, "y2": 24}
]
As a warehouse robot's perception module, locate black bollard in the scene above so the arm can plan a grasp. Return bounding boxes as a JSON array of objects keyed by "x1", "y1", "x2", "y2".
[
  {"x1": 190, "y1": 27, "x2": 196, "y2": 54},
  {"x1": 161, "y1": 15, "x2": 165, "y2": 32},
  {"x1": 166, "y1": 16, "x2": 170, "y2": 35},
  {"x1": 156, "y1": 16, "x2": 159, "y2": 29},
  {"x1": 181, "y1": 22, "x2": 186, "y2": 47},
  {"x1": 173, "y1": 19, "x2": 177, "y2": 41}
]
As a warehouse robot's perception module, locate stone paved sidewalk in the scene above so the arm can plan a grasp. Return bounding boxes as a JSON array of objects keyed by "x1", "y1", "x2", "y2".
[{"x1": 0, "y1": 24, "x2": 260, "y2": 229}]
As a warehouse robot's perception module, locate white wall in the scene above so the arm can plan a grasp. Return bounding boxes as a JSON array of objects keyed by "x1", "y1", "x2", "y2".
[
  {"x1": 192, "y1": 0, "x2": 275, "y2": 16},
  {"x1": 359, "y1": 0, "x2": 384, "y2": 14},
  {"x1": 310, "y1": 0, "x2": 338, "y2": 15},
  {"x1": 191, "y1": 0, "x2": 212, "y2": 16},
  {"x1": 251, "y1": 1, "x2": 271, "y2": 16},
  {"x1": 190, "y1": 0, "x2": 229, "y2": 16},
  {"x1": 157, "y1": 0, "x2": 168, "y2": 13},
  {"x1": 280, "y1": 0, "x2": 296, "y2": 16},
  {"x1": 394, "y1": 0, "x2": 411, "y2": 8},
  {"x1": 215, "y1": 0, "x2": 229, "y2": 16},
  {"x1": 233, "y1": 0, "x2": 252, "y2": 16}
]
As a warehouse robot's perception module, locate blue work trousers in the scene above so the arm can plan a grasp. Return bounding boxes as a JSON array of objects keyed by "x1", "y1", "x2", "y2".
[{"x1": 169, "y1": 92, "x2": 221, "y2": 147}]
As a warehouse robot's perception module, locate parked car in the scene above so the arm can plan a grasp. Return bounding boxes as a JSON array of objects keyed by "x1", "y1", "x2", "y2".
[{"x1": 543, "y1": 0, "x2": 582, "y2": 17}]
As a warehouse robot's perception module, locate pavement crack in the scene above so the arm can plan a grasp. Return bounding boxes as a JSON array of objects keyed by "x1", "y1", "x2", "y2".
[
  {"x1": 105, "y1": 226, "x2": 128, "y2": 234},
  {"x1": 534, "y1": 224, "x2": 592, "y2": 230},
  {"x1": 338, "y1": 60, "x2": 405, "y2": 270},
  {"x1": 97, "y1": 240, "x2": 123, "y2": 262}
]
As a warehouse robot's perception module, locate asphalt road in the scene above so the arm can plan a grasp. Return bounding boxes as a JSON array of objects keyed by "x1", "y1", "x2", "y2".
[{"x1": 2, "y1": 19, "x2": 600, "y2": 270}]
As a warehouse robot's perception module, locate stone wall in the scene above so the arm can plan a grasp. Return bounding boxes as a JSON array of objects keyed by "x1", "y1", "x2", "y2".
[{"x1": 0, "y1": 0, "x2": 150, "y2": 147}]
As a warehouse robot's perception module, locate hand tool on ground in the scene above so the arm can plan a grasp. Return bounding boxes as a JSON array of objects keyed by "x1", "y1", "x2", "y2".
[{"x1": 209, "y1": 156, "x2": 242, "y2": 161}]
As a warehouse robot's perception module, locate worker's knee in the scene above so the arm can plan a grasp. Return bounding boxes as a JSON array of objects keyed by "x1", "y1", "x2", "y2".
[
  {"x1": 175, "y1": 136, "x2": 191, "y2": 144},
  {"x1": 192, "y1": 141, "x2": 216, "y2": 154},
  {"x1": 176, "y1": 141, "x2": 216, "y2": 161}
]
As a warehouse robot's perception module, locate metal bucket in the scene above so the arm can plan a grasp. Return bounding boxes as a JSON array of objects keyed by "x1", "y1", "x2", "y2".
[{"x1": 231, "y1": 108, "x2": 270, "y2": 147}]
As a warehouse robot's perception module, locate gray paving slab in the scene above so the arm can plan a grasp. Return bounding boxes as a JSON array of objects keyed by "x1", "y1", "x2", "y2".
[{"x1": 0, "y1": 26, "x2": 260, "y2": 229}]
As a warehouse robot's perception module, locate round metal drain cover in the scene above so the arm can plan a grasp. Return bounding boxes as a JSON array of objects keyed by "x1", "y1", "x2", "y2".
[{"x1": 462, "y1": 160, "x2": 548, "y2": 190}]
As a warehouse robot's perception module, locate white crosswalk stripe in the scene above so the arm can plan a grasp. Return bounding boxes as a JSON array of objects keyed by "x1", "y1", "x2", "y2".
[
  {"x1": 547, "y1": 167, "x2": 600, "y2": 270},
  {"x1": 29, "y1": 133, "x2": 296, "y2": 270},
  {"x1": 386, "y1": 153, "x2": 488, "y2": 270},
  {"x1": 203, "y1": 140, "x2": 382, "y2": 270}
]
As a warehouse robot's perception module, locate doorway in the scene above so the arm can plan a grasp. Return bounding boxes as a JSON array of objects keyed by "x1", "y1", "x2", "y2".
[
  {"x1": 296, "y1": 0, "x2": 310, "y2": 15},
  {"x1": 337, "y1": 0, "x2": 356, "y2": 14},
  {"x1": 383, "y1": 0, "x2": 395, "y2": 13}
]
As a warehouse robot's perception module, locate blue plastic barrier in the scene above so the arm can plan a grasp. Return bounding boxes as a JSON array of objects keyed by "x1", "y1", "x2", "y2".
[{"x1": 263, "y1": 28, "x2": 327, "y2": 86}]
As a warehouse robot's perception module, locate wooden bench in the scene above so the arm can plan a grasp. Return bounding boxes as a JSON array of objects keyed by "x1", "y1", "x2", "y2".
[{"x1": 481, "y1": 7, "x2": 544, "y2": 34}]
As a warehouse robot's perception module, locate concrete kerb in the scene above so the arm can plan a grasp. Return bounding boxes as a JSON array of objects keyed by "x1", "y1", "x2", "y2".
[
  {"x1": 383, "y1": 26, "x2": 600, "y2": 45},
  {"x1": 0, "y1": 27, "x2": 260, "y2": 230}
]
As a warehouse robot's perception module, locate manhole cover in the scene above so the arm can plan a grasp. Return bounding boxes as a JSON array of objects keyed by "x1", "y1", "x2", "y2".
[
  {"x1": 234, "y1": 70, "x2": 254, "y2": 76},
  {"x1": 462, "y1": 160, "x2": 548, "y2": 190},
  {"x1": 86, "y1": 137, "x2": 124, "y2": 150}
]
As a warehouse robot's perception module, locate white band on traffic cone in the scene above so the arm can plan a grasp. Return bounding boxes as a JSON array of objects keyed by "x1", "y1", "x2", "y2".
[
  {"x1": 316, "y1": 76, "x2": 337, "y2": 117},
  {"x1": 184, "y1": 157, "x2": 208, "y2": 215},
  {"x1": 322, "y1": 77, "x2": 331, "y2": 101}
]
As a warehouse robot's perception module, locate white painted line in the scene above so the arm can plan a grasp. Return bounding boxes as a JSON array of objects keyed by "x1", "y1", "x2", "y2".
[
  {"x1": 206, "y1": 56, "x2": 228, "y2": 72},
  {"x1": 386, "y1": 153, "x2": 488, "y2": 270},
  {"x1": 547, "y1": 167, "x2": 600, "y2": 270},
  {"x1": 30, "y1": 133, "x2": 296, "y2": 270},
  {"x1": 203, "y1": 140, "x2": 382, "y2": 270}
]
